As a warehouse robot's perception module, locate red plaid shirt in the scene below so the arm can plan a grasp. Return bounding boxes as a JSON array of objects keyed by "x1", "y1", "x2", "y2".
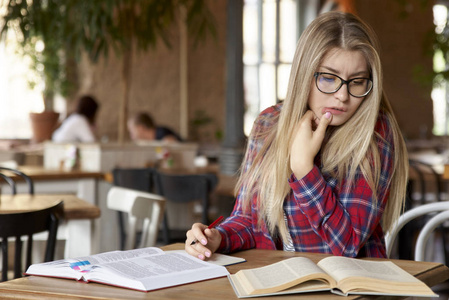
[{"x1": 217, "y1": 103, "x2": 393, "y2": 258}]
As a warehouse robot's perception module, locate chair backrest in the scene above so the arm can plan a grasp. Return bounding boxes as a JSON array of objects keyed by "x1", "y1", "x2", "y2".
[
  {"x1": 0, "y1": 173, "x2": 17, "y2": 194},
  {"x1": 111, "y1": 167, "x2": 158, "y2": 250},
  {"x1": 154, "y1": 172, "x2": 218, "y2": 225},
  {"x1": 415, "y1": 210, "x2": 449, "y2": 261},
  {"x1": 107, "y1": 186, "x2": 165, "y2": 250},
  {"x1": 385, "y1": 201, "x2": 449, "y2": 261},
  {"x1": 0, "y1": 201, "x2": 63, "y2": 281},
  {"x1": 112, "y1": 167, "x2": 156, "y2": 193},
  {"x1": 408, "y1": 159, "x2": 441, "y2": 204},
  {"x1": 0, "y1": 167, "x2": 34, "y2": 195}
]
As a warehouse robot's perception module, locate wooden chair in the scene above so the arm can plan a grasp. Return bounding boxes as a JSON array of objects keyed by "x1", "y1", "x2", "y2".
[
  {"x1": 415, "y1": 210, "x2": 449, "y2": 261},
  {"x1": 0, "y1": 167, "x2": 34, "y2": 195},
  {"x1": 0, "y1": 173, "x2": 16, "y2": 195},
  {"x1": 0, "y1": 201, "x2": 63, "y2": 281},
  {"x1": 107, "y1": 186, "x2": 165, "y2": 250},
  {"x1": 154, "y1": 172, "x2": 218, "y2": 244},
  {"x1": 111, "y1": 167, "x2": 157, "y2": 250},
  {"x1": 112, "y1": 167, "x2": 156, "y2": 193},
  {"x1": 385, "y1": 201, "x2": 449, "y2": 262},
  {"x1": 399, "y1": 159, "x2": 449, "y2": 262}
]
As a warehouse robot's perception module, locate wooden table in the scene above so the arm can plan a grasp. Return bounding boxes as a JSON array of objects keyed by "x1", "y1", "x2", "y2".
[
  {"x1": 4, "y1": 165, "x2": 104, "y2": 181},
  {"x1": 0, "y1": 243, "x2": 447, "y2": 299},
  {"x1": 0, "y1": 194, "x2": 100, "y2": 220},
  {"x1": 444, "y1": 164, "x2": 449, "y2": 179},
  {"x1": 0, "y1": 166, "x2": 106, "y2": 255},
  {"x1": 1, "y1": 165, "x2": 104, "y2": 205},
  {"x1": 0, "y1": 194, "x2": 101, "y2": 259}
]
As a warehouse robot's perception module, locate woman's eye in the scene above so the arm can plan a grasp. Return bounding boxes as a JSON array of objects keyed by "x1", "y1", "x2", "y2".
[
  {"x1": 351, "y1": 79, "x2": 366, "y2": 85},
  {"x1": 321, "y1": 76, "x2": 335, "y2": 83}
]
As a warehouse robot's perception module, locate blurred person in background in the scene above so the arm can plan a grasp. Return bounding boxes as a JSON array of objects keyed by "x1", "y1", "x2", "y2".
[
  {"x1": 52, "y1": 95, "x2": 99, "y2": 143},
  {"x1": 127, "y1": 112, "x2": 182, "y2": 143}
]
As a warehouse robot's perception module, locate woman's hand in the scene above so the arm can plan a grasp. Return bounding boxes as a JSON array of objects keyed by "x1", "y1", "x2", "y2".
[
  {"x1": 290, "y1": 110, "x2": 332, "y2": 178},
  {"x1": 185, "y1": 223, "x2": 222, "y2": 260}
]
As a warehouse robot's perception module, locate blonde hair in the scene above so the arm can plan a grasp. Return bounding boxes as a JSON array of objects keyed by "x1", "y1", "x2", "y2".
[{"x1": 236, "y1": 11, "x2": 408, "y2": 242}]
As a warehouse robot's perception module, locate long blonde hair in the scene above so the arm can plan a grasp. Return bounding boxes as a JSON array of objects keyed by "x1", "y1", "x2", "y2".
[{"x1": 236, "y1": 11, "x2": 408, "y2": 242}]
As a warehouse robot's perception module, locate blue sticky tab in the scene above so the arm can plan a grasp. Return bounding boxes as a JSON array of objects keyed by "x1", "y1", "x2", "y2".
[{"x1": 70, "y1": 260, "x2": 91, "y2": 271}]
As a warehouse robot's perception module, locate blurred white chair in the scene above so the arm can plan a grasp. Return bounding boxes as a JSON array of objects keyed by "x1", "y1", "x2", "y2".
[
  {"x1": 107, "y1": 186, "x2": 165, "y2": 250},
  {"x1": 386, "y1": 201, "x2": 449, "y2": 261}
]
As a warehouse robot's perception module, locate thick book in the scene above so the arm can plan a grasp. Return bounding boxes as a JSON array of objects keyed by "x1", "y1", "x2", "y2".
[
  {"x1": 228, "y1": 256, "x2": 438, "y2": 298},
  {"x1": 25, "y1": 247, "x2": 231, "y2": 292}
]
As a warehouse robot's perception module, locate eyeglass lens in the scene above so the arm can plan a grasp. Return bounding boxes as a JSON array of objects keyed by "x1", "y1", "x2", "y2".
[{"x1": 316, "y1": 73, "x2": 372, "y2": 97}]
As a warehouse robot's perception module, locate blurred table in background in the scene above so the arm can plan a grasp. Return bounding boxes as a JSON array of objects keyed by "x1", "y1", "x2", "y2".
[
  {"x1": 0, "y1": 194, "x2": 100, "y2": 259},
  {"x1": 43, "y1": 141, "x2": 199, "y2": 172},
  {"x1": 2, "y1": 141, "x2": 239, "y2": 253},
  {"x1": 444, "y1": 165, "x2": 449, "y2": 180},
  {"x1": 0, "y1": 166, "x2": 104, "y2": 255},
  {"x1": 2, "y1": 165, "x2": 103, "y2": 204}
]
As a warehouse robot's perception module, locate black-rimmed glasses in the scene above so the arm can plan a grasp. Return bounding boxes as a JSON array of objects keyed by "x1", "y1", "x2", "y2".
[{"x1": 314, "y1": 72, "x2": 373, "y2": 98}]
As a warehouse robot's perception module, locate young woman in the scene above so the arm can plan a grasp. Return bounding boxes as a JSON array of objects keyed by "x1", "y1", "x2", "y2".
[
  {"x1": 52, "y1": 95, "x2": 99, "y2": 143},
  {"x1": 185, "y1": 11, "x2": 408, "y2": 259}
]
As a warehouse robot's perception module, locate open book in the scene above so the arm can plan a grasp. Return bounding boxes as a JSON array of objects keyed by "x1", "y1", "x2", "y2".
[
  {"x1": 228, "y1": 256, "x2": 437, "y2": 298},
  {"x1": 25, "y1": 247, "x2": 231, "y2": 292}
]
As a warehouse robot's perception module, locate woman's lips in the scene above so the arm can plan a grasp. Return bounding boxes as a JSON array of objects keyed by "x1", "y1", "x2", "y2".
[{"x1": 322, "y1": 107, "x2": 345, "y2": 116}]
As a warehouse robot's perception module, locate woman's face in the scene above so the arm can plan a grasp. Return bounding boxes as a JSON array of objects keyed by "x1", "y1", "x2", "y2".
[{"x1": 308, "y1": 48, "x2": 370, "y2": 126}]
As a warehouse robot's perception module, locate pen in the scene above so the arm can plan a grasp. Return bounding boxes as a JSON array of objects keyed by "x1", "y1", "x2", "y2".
[{"x1": 190, "y1": 216, "x2": 224, "y2": 245}]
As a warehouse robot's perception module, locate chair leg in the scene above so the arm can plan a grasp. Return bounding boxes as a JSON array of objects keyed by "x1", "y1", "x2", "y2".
[
  {"x1": 45, "y1": 214, "x2": 59, "y2": 262},
  {"x1": 14, "y1": 237, "x2": 22, "y2": 279},
  {"x1": 162, "y1": 212, "x2": 171, "y2": 245},
  {"x1": 117, "y1": 211, "x2": 126, "y2": 251},
  {"x1": 127, "y1": 217, "x2": 137, "y2": 250},
  {"x1": 25, "y1": 235, "x2": 32, "y2": 271},
  {"x1": 1, "y1": 239, "x2": 7, "y2": 282},
  {"x1": 397, "y1": 182, "x2": 414, "y2": 260},
  {"x1": 441, "y1": 226, "x2": 449, "y2": 265},
  {"x1": 140, "y1": 219, "x2": 150, "y2": 248}
]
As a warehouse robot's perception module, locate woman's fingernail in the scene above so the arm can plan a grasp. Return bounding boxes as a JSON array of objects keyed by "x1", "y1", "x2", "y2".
[
  {"x1": 324, "y1": 112, "x2": 332, "y2": 119},
  {"x1": 205, "y1": 251, "x2": 211, "y2": 258},
  {"x1": 198, "y1": 254, "x2": 205, "y2": 260},
  {"x1": 201, "y1": 239, "x2": 207, "y2": 245}
]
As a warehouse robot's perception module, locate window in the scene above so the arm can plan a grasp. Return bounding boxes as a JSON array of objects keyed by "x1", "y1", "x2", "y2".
[
  {"x1": 432, "y1": 4, "x2": 449, "y2": 135},
  {"x1": 0, "y1": 31, "x2": 46, "y2": 139},
  {"x1": 243, "y1": 0, "x2": 298, "y2": 135}
]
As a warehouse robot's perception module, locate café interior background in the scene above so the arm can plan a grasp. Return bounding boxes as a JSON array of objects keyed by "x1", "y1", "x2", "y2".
[{"x1": 0, "y1": 0, "x2": 440, "y2": 151}]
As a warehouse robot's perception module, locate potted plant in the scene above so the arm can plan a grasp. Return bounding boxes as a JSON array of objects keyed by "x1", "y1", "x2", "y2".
[
  {"x1": 27, "y1": 37, "x2": 70, "y2": 142},
  {"x1": 0, "y1": 0, "x2": 216, "y2": 143}
]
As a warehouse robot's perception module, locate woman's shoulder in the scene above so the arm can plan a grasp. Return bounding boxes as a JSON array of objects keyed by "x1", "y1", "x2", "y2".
[
  {"x1": 250, "y1": 103, "x2": 283, "y2": 137},
  {"x1": 374, "y1": 110, "x2": 394, "y2": 143},
  {"x1": 255, "y1": 103, "x2": 283, "y2": 126},
  {"x1": 259, "y1": 102, "x2": 283, "y2": 117},
  {"x1": 64, "y1": 113, "x2": 86, "y2": 122}
]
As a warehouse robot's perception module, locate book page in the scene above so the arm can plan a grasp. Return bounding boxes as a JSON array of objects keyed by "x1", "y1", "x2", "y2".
[
  {"x1": 207, "y1": 253, "x2": 246, "y2": 266},
  {"x1": 85, "y1": 251, "x2": 229, "y2": 291},
  {"x1": 236, "y1": 257, "x2": 334, "y2": 295},
  {"x1": 25, "y1": 247, "x2": 164, "y2": 280},
  {"x1": 25, "y1": 260, "x2": 83, "y2": 280},
  {"x1": 317, "y1": 256, "x2": 421, "y2": 283},
  {"x1": 76, "y1": 247, "x2": 163, "y2": 265},
  {"x1": 166, "y1": 249, "x2": 246, "y2": 266},
  {"x1": 229, "y1": 273, "x2": 331, "y2": 298}
]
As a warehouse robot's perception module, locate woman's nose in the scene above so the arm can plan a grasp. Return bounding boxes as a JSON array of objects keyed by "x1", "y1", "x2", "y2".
[{"x1": 335, "y1": 83, "x2": 350, "y2": 102}]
